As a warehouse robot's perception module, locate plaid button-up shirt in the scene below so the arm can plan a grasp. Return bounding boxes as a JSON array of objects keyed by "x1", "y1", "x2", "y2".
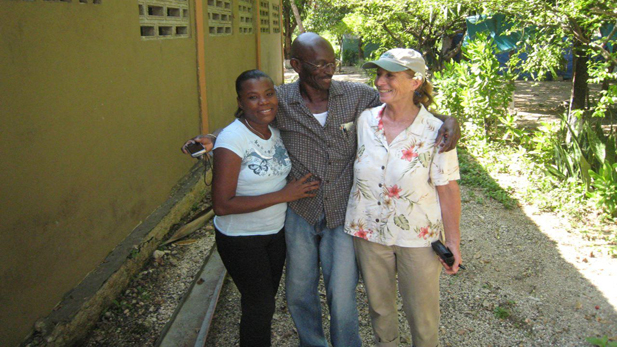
[{"x1": 274, "y1": 80, "x2": 381, "y2": 228}]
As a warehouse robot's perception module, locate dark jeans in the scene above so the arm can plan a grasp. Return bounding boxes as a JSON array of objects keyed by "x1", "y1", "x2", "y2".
[{"x1": 215, "y1": 228, "x2": 286, "y2": 347}]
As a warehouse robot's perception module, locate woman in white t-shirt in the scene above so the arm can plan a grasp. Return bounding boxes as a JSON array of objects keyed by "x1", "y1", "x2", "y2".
[
  {"x1": 209, "y1": 70, "x2": 319, "y2": 346},
  {"x1": 344, "y1": 49, "x2": 463, "y2": 347}
]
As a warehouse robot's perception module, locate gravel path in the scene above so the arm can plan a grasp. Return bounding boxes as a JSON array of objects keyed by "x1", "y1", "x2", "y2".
[{"x1": 205, "y1": 183, "x2": 617, "y2": 346}]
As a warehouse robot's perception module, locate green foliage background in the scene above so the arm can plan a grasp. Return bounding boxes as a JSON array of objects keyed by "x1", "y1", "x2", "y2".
[{"x1": 289, "y1": 0, "x2": 617, "y2": 241}]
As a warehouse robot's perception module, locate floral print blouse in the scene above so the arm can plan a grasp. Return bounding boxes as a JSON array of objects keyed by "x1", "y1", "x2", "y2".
[{"x1": 344, "y1": 104, "x2": 460, "y2": 247}]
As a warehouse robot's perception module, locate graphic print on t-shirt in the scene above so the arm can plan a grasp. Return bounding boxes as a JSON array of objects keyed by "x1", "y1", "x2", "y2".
[
  {"x1": 248, "y1": 159, "x2": 269, "y2": 175},
  {"x1": 243, "y1": 138, "x2": 290, "y2": 177}
]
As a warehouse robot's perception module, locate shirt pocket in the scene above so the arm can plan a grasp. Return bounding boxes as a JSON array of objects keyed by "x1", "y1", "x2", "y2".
[
  {"x1": 336, "y1": 121, "x2": 357, "y2": 158},
  {"x1": 339, "y1": 121, "x2": 356, "y2": 143}
]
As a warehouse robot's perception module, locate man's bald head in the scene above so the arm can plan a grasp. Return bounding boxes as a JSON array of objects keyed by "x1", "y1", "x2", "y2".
[
  {"x1": 291, "y1": 32, "x2": 335, "y2": 60},
  {"x1": 289, "y1": 32, "x2": 336, "y2": 92}
]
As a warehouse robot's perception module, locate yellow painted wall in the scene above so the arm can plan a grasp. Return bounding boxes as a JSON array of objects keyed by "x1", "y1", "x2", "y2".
[
  {"x1": 261, "y1": 31, "x2": 284, "y2": 83},
  {"x1": 0, "y1": 1, "x2": 282, "y2": 345},
  {"x1": 203, "y1": 31, "x2": 258, "y2": 131},
  {"x1": 203, "y1": 0, "x2": 282, "y2": 131},
  {"x1": 0, "y1": 2, "x2": 200, "y2": 345},
  {"x1": 259, "y1": 0, "x2": 284, "y2": 85}
]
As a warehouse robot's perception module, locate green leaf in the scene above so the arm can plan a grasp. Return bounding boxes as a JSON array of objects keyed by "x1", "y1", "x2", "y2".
[
  {"x1": 418, "y1": 152, "x2": 432, "y2": 167},
  {"x1": 357, "y1": 144, "x2": 365, "y2": 159},
  {"x1": 586, "y1": 336, "x2": 608, "y2": 346},
  {"x1": 393, "y1": 214, "x2": 410, "y2": 230},
  {"x1": 584, "y1": 122, "x2": 606, "y2": 162}
]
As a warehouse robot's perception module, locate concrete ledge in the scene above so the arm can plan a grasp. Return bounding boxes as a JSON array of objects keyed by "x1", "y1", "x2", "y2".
[
  {"x1": 23, "y1": 163, "x2": 210, "y2": 347},
  {"x1": 156, "y1": 248, "x2": 226, "y2": 347}
]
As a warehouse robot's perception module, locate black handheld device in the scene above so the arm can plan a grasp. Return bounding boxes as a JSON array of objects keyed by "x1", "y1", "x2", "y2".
[
  {"x1": 431, "y1": 240, "x2": 465, "y2": 270},
  {"x1": 186, "y1": 142, "x2": 206, "y2": 158}
]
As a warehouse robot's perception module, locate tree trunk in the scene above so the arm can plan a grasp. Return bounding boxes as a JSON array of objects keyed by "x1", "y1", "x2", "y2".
[
  {"x1": 357, "y1": 36, "x2": 364, "y2": 61},
  {"x1": 567, "y1": 41, "x2": 589, "y2": 142},
  {"x1": 283, "y1": 5, "x2": 295, "y2": 59},
  {"x1": 290, "y1": 1, "x2": 304, "y2": 34},
  {"x1": 439, "y1": 35, "x2": 453, "y2": 70}
]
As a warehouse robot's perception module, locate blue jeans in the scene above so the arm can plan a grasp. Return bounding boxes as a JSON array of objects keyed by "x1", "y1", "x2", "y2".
[{"x1": 284, "y1": 208, "x2": 361, "y2": 347}]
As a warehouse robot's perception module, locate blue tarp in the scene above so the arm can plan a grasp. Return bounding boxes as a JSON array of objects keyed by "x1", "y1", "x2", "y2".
[
  {"x1": 600, "y1": 23, "x2": 616, "y2": 53},
  {"x1": 466, "y1": 14, "x2": 520, "y2": 52},
  {"x1": 465, "y1": 14, "x2": 573, "y2": 80}
]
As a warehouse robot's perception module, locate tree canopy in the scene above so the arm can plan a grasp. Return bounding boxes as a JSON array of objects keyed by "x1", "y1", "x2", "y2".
[
  {"x1": 297, "y1": 0, "x2": 480, "y2": 69},
  {"x1": 279, "y1": 0, "x2": 617, "y2": 217}
]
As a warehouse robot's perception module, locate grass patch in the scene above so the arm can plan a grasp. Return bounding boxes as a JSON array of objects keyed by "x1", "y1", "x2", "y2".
[
  {"x1": 493, "y1": 306, "x2": 511, "y2": 319},
  {"x1": 458, "y1": 147, "x2": 517, "y2": 209},
  {"x1": 458, "y1": 139, "x2": 616, "y2": 256}
]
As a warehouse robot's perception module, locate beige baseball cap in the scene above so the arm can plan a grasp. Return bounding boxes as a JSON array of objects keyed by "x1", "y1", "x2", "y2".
[{"x1": 362, "y1": 48, "x2": 427, "y2": 79}]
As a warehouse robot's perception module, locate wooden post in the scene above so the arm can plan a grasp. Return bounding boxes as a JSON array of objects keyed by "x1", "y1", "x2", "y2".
[
  {"x1": 255, "y1": 0, "x2": 262, "y2": 69},
  {"x1": 195, "y1": 0, "x2": 209, "y2": 134},
  {"x1": 280, "y1": 0, "x2": 284, "y2": 82}
]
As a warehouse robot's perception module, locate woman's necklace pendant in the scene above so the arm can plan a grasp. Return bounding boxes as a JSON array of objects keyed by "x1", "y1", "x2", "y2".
[{"x1": 243, "y1": 118, "x2": 267, "y2": 139}]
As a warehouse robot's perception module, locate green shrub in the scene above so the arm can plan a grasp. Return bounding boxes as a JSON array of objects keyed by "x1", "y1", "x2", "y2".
[
  {"x1": 588, "y1": 162, "x2": 617, "y2": 217},
  {"x1": 342, "y1": 49, "x2": 358, "y2": 66},
  {"x1": 433, "y1": 33, "x2": 516, "y2": 143},
  {"x1": 431, "y1": 30, "x2": 616, "y2": 230}
]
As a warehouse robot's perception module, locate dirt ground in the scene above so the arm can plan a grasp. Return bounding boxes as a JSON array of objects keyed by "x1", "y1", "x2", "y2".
[{"x1": 78, "y1": 72, "x2": 616, "y2": 347}]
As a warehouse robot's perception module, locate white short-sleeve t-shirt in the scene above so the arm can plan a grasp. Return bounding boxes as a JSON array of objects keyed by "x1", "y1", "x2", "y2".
[{"x1": 213, "y1": 119, "x2": 292, "y2": 236}]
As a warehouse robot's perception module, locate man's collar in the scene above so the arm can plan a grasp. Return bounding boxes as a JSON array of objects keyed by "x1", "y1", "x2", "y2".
[
  {"x1": 287, "y1": 80, "x2": 343, "y2": 104},
  {"x1": 329, "y1": 79, "x2": 344, "y2": 97}
]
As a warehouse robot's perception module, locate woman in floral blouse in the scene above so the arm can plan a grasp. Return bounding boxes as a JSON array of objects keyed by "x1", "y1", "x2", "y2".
[{"x1": 344, "y1": 49, "x2": 462, "y2": 347}]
